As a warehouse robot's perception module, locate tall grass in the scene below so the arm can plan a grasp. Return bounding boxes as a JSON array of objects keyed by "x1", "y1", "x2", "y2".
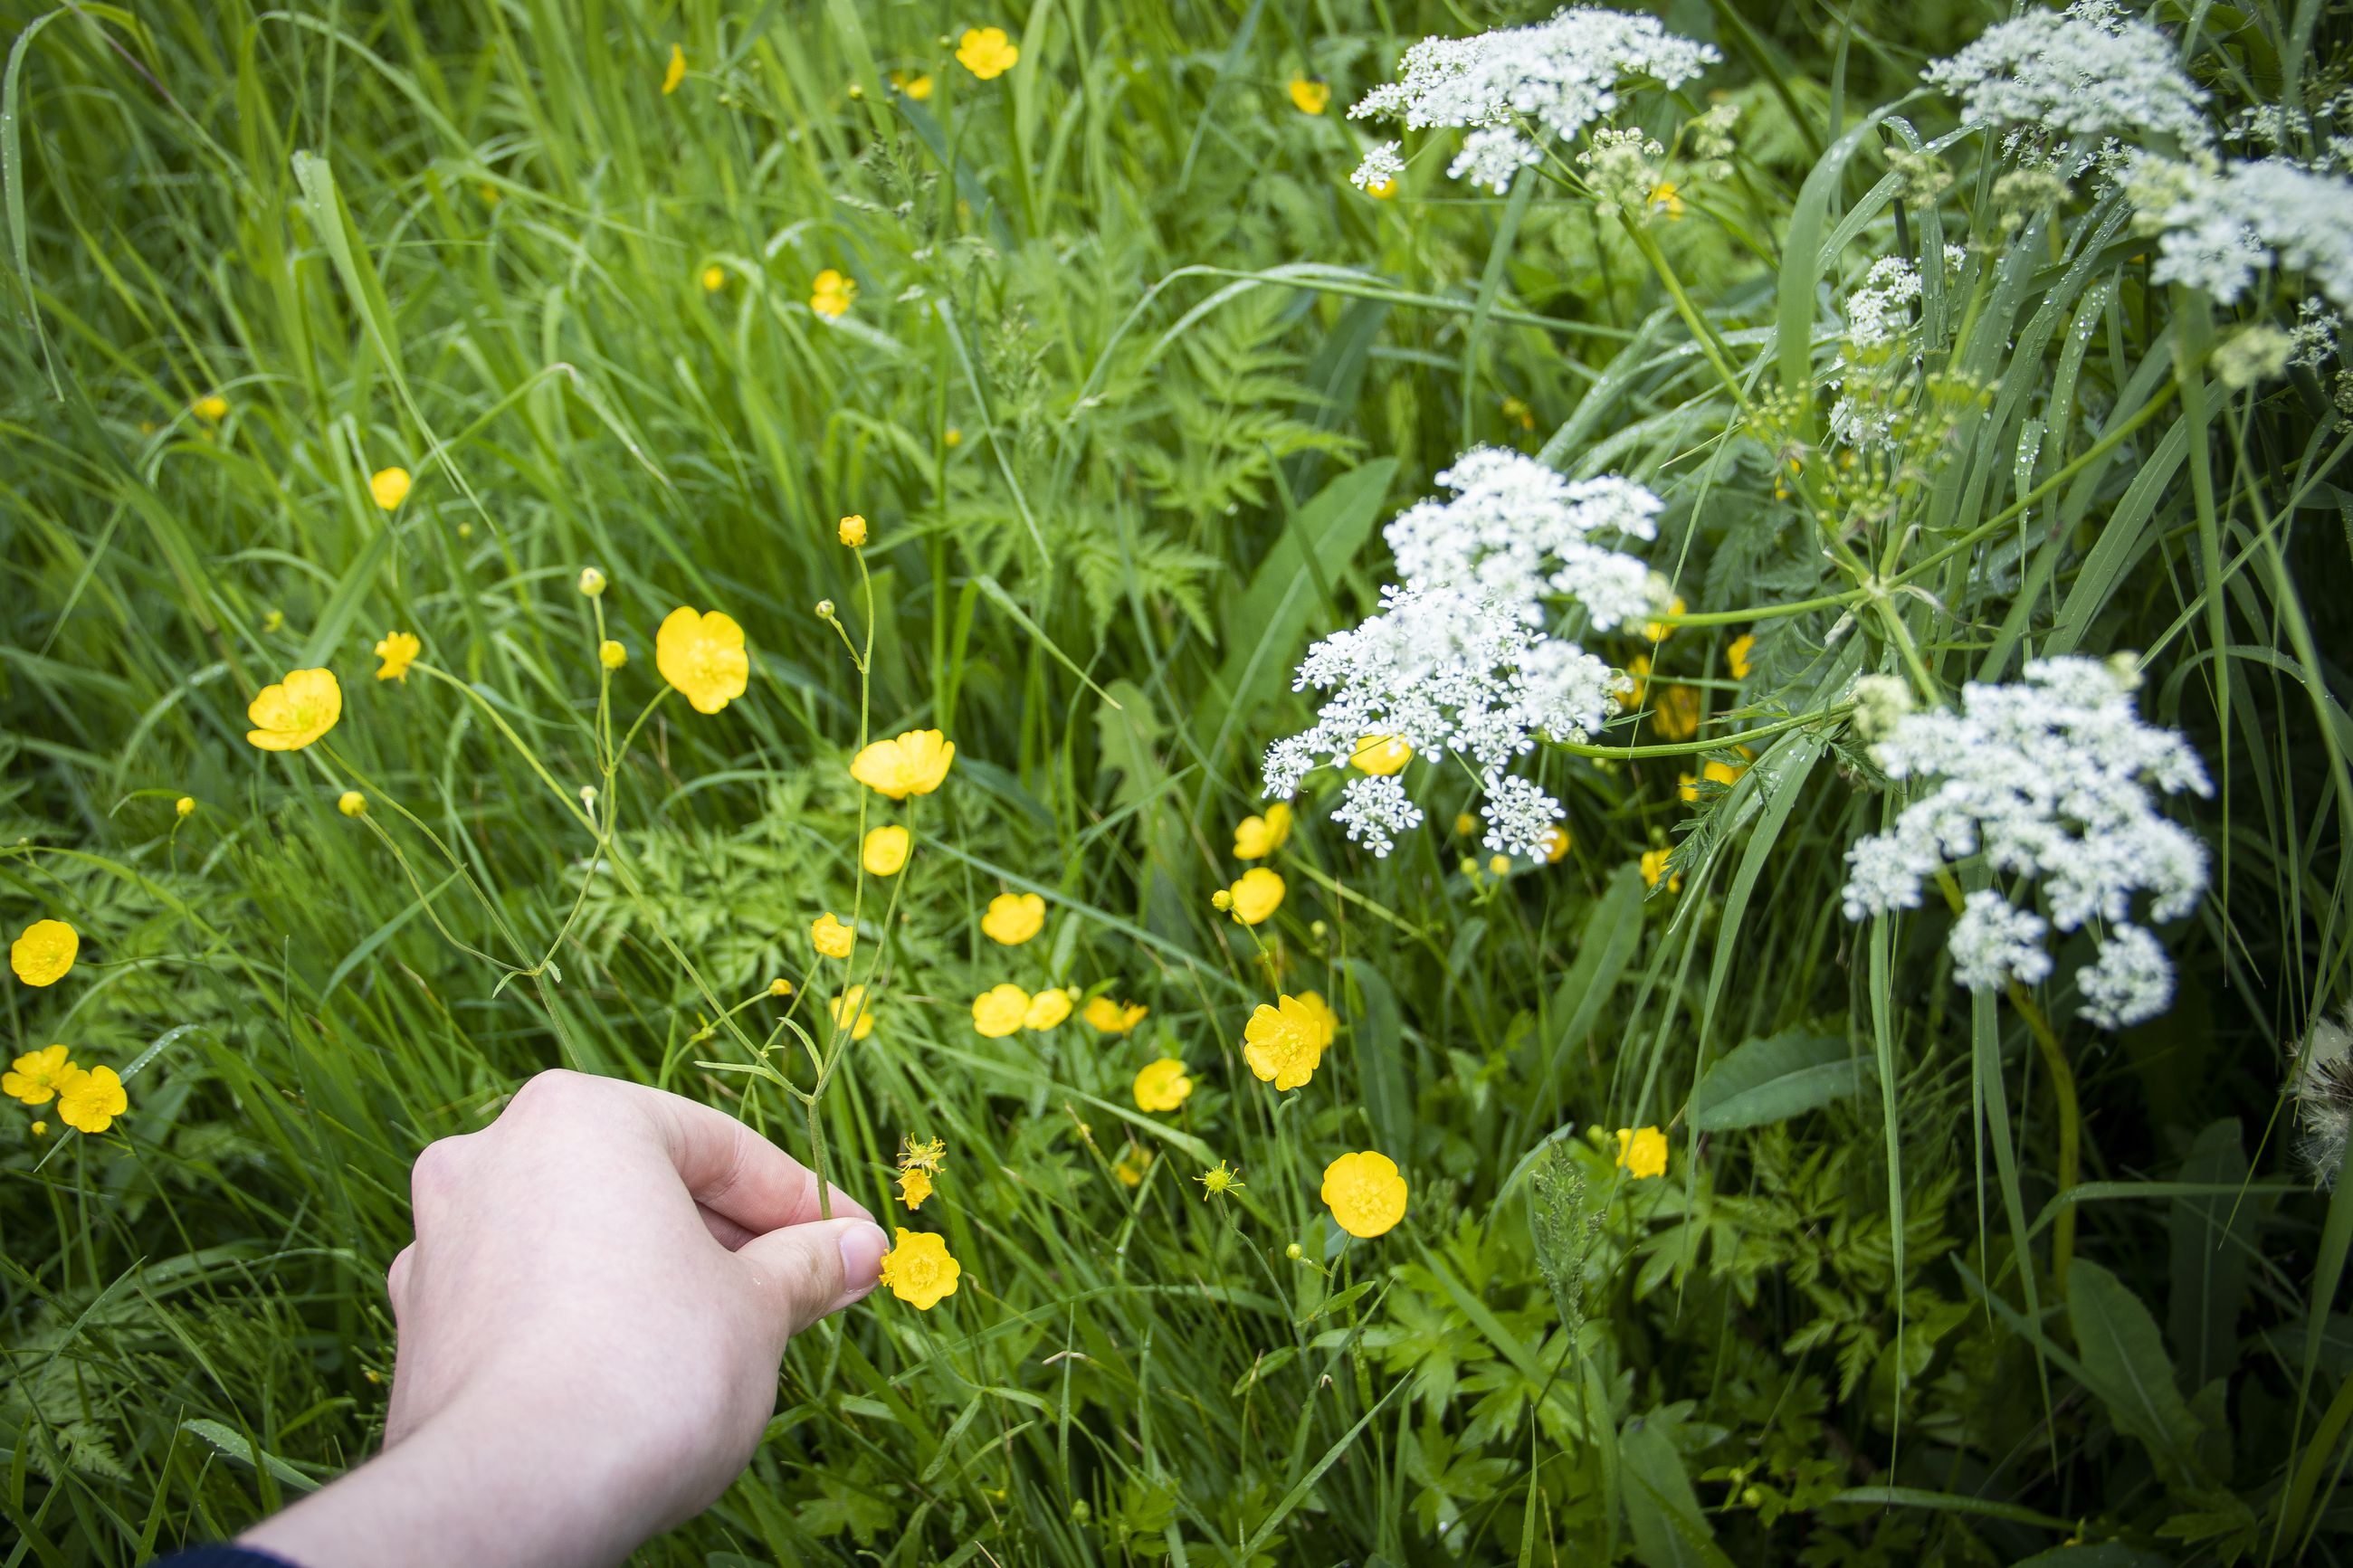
[{"x1": 4, "y1": 0, "x2": 2348, "y2": 1562}]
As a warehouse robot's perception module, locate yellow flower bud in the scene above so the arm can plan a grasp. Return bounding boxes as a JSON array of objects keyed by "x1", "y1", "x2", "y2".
[
  {"x1": 175, "y1": 796, "x2": 195, "y2": 819},
  {"x1": 1211, "y1": 889, "x2": 1234, "y2": 911},
  {"x1": 578, "y1": 566, "x2": 608, "y2": 597},
  {"x1": 338, "y1": 791, "x2": 367, "y2": 818},
  {"x1": 838, "y1": 514, "x2": 868, "y2": 546},
  {"x1": 599, "y1": 639, "x2": 627, "y2": 670}
]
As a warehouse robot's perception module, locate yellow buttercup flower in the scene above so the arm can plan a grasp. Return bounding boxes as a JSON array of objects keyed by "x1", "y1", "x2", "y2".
[
  {"x1": 972, "y1": 984, "x2": 1030, "y2": 1038},
  {"x1": 1233, "y1": 801, "x2": 1292, "y2": 859},
  {"x1": 838, "y1": 513, "x2": 868, "y2": 546},
  {"x1": 176, "y1": 796, "x2": 195, "y2": 819},
  {"x1": 810, "y1": 268, "x2": 856, "y2": 318},
  {"x1": 981, "y1": 891, "x2": 1044, "y2": 946},
  {"x1": 700, "y1": 264, "x2": 725, "y2": 292},
  {"x1": 1648, "y1": 180, "x2": 1685, "y2": 220},
  {"x1": 1023, "y1": 987, "x2": 1073, "y2": 1031},
  {"x1": 830, "y1": 984, "x2": 875, "y2": 1041},
  {"x1": 862, "y1": 825, "x2": 911, "y2": 876},
  {"x1": 1539, "y1": 825, "x2": 1571, "y2": 864},
  {"x1": 1615, "y1": 1126, "x2": 1669, "y2": 1179},
  {"x1": 891, "y1": 70, "x2": 935, "y2": 101},
  {"x1": 957, "y1": 26, "x2": 1018, "y2": 80},
  {"x1": 1225, "y1": 867, "x2": 1284, "y2": 927},
  {"x1": 655, "y1": 606, "x2": 750, "y2": 714},
  {"x1": 1364, "y1": 176, "x2": 1396, "y2": 199},
  {"x1": 662, "y1": 43, "x2": 685, "y2": 95},
  {"x1": 193, "y1": 394, "x2": 229, "y2": 423},
  {"x1": 1624, "y1": 653, "x2": 1651, "y2": 707},
  {"x1": 369, "y1": 467, "x2": 412, "y2": 511},
  {"x1": 811, "y1": 913, "x2": 856, "y2": 960},
  {"x1": 599, "y1": 640, "x2": 628, "y2": 670},
  {"x1": 57, "y1": 1065, "x2": 128, "y2": 1136},
  {"x1": 1653, "y1": 684, "x2": 1700, "y2": 741},
  {"x1": 880, "y1": 1228, "x2": 961, "y2": 1308},
  {"x1": 5, "y1": 1045, "x2": 73, "y2": 1105},
  {"x1": 1643, "y1": 594, "x2": 1685, "y2": 642},
  {"x1": 1288, "y1": 76, "x2": 1330, "y2": 115},
  {"x1": 10, "y1": 920, "x2": 79, "y2": 988},
  {"x1": 1640, "y1": 849, "x2": 1681, "y2": 894},
  {"x1": 1083, "y1": 996, "x2": 1148, "y2": 1034},
  {"x1": 1703, "y1": 759, "x2": 1746, "y2": 792},
  {"x1": 1243, "y1": 991, "x2": 1338, "y2": 1091},
  {"x1": 897, "y1": 1167, "x2": 934, "y2": 1210},
  {"x1": 246, "y1": 668, "x2": 342, "y2": 752},
  {"x1": 1133, "y1": 1057, "x2": 1193, "y2": 1112},
  {"x1": 373, "y1": 631, "x2": 419, "y2": 682},
  {"x1": 338, "y1": 791, "x2": 367, "y2": 818},
  {"x1": 851, "y1": 728, "x2": 956, "y2": 799},
  {"x1": 1725, "y1": 633, "x2": 1756, "y2": 680},
  {"x1": 1114, "y1": 1141, "x2": 1153, "y2": 1186},
  {"x1": 1350, "y1": 735, "x2": 1412, "y2": 774},
  {"x1": 1321, "y1": 1150, "x2": 1408, "y2": 1239}
]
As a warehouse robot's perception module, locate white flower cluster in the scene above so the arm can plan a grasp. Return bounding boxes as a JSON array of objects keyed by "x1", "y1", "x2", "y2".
[
  {"x1": 2130, "y1": 155, "x2": 2353, "y2": 309},
  {"x1": 1348, "y1": 8, "x2": 1718, "y2": 194},
  {"x1": 1824, "y1": 249, "x2": 1962, "y2": 451},
  {"x1": 1351, "y1": 141, "x2": 1405, "y2": 192},
  {"x1": 1923, "y1": 0, "x2": 2210, "y2": 159},
  {"x1": 1839, "y1": 657, "x2": 2212, "y2": 1029},
  {"x1": 1263, "y1": 449, "x2": 1663, "y2": 859}
]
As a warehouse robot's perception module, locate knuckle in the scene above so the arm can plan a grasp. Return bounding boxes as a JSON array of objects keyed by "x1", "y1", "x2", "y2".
[
  {"x1": 505, "y1": 1068, "x2": 597, "y2": 1123},
  {"x1": 407, "y1": 1135, "x2": 470, "y2": 1206}
]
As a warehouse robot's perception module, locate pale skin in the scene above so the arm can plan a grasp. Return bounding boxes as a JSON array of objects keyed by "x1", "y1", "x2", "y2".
[{"x1": 242, "y1": 1070, "x2": 889, "y2": 1567}]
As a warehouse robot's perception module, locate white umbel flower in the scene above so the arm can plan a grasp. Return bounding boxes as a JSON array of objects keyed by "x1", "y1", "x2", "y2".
[
  {"x1": 1348, "y1": 8, "x2": 1719, "y2": 194},
  {"x1": 2132, "y1": 155, "x2": 2353, "y2": 309},
  {"x1": 1264, "y1": 449, "x2": 1662, "y2": 858},
  {"x1": 1840, "y1": 657, "x2": 2211, "y2": 1029},
  {"x1": 1351, "y1": 141, "x2": 1405, "y2": 192},
  {"x1": 1923, "y1": 0, "x2": 2210, "y2": 157}
]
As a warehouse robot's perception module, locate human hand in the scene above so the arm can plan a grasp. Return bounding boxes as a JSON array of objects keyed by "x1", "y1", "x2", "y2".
[{"x1": 243, "y1": 1069, "x2": 886, "y2": 1567}]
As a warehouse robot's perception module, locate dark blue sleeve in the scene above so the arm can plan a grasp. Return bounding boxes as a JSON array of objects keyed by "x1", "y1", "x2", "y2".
[{"x1": 151, "y1": 1549, "x2": 302, "y2": 1568}]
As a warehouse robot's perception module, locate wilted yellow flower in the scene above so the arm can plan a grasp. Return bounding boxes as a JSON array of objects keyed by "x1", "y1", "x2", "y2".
[
  {"x1": 1643, "y1": 594, "x2": 1685, "y2": 642},
  {"x1": 981, "y1": 891, "x2": 1045, "y2": 946},
  {"x1": 373, "y1": 632, "x2": 419, "y2": 682},
  {"x1": 1640, "y1": 849, "x2": 1681, "y2": 894},
  {"x1": 176, "y1": 796, "x2": 195, "y2": 820},
  {"x1": 1023, "y1": 987, "x2": 1073, "y2": 1031},
  {"x1": 851, "y1": 728, "x2": 956, "y2": 799},
  {"x1": 1133, "y1": 1057, "x2": 1193, "y2": 1112},
  {"x1": 1242, "y1": 991, "x2": 1337, "y2": 1090},
  {"x1": 891, "y1": 70, "x2": 935, "y2": 100},
  {"x1": 1725, "y1": 633, "x2": 1756, "y2": 680},
  {"x1": 599, "y1": 640, "x2": 627, "y2": 670},
  {"x1": 56, "y1": 1065, "x2": 127, "y2": 1136},
  {"x1": 862, "y1": 824, "x2": 910, "y2": 876},
  {"x1": 193, "y1": 394, "x2": 230, "y2": 423},
  {"x1": 829, "y1": 984, "x2": 875, "y2": 1041},
  {"x1": 662, "y1": 43, "x2": 685, "y2": 94},
  {"x1": 972, "y1": 983, "x2": 1030, "y2": 1038},
  {"x1": 1350, "y1": 735, "x2": 1412, "y2": 774},
  {"x1": 338, "y1": 791, "x2": 367, "y2": 818},
  {"x1": 811, "y1": 913, "x2": 856, "y2": 959},
  {"x1": 880, "y1": 1228, "x2": 960, "y2": 1308},
  {"x1": 1225, "y1": 867, "x2": 1284, "y2": 926},
  {"x1": 1321, "y1": 1150, "x2": 1408, "y2": 1239},
  {"x1": 1288, "y1": 76, "x2": 1329, "y2": 114},
  {"x1": 246, "y1": 668, "x2": 343, "y2": 752},
  {"x1": 1653, "y1": 684, "x2": 1700, "y2": 741},
  {"x1": 810, "y1": 268, "x2": 856, "y2": 318},
  {"x1": 577, "y1": 566, "x2": 608, "y2": 597},
  {"x1": 700, "y1": 264, "x2": 725, "y2": 292},
  {"x1": 1197, "y1": 1160, "x2": 1243, "y2": 1198},
  {"x1": 838, "y1": 513, "x2": 868, "y2": 546},
  {"x1": 1233, "y1": 802, "x2": 1292, "y2": 859},
  {"x1": 369, "y1": 467, "x2": 412, "y2": 511},
  {"x1": 5, "y1": 1045, "x2": 73, "y2": 1105},
  {"x1": 655, "y1": 606, "x2": 749, "y2": 714},
  {"x1": 1648, "y1": 181, "x2": 1685, "y2": 219},
  {"x1": 10, "y1": 920, "x2": 79, "y2": 988},
  {"x1": 957, "y1": 25, "x2": 1018, "y2": 79},
  {"x1": 1083, "y1": 996, "x2": 1148, "y2": 1034},
  {"x1": 897, "y1": 1167, "x2": 933, "y2": 1210},
  {"x1": 1615, "y1": 1126, "x2": 1669, "y2": 1179}
]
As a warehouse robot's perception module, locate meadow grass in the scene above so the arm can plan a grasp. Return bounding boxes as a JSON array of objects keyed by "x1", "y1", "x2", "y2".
[{"x1": 4, "y1": 0, "x2": 2351, "y2": 1562}]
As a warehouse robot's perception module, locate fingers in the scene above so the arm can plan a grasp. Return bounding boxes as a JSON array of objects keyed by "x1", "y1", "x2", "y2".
[
  {"x1": 732, "y1": 1218, "x2": 889, "y2": 1339},
  {"x1": 697, "y1": 1202, "x2": 755, "y2": 1250},
  {"x1": 626, "y1": 1080, "x2": 872, "y2": 1236}
]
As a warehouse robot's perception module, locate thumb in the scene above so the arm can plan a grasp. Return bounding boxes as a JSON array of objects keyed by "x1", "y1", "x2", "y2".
[{"x1": 735, "y1": 1217, "x2": 889, "y2": 1338}]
